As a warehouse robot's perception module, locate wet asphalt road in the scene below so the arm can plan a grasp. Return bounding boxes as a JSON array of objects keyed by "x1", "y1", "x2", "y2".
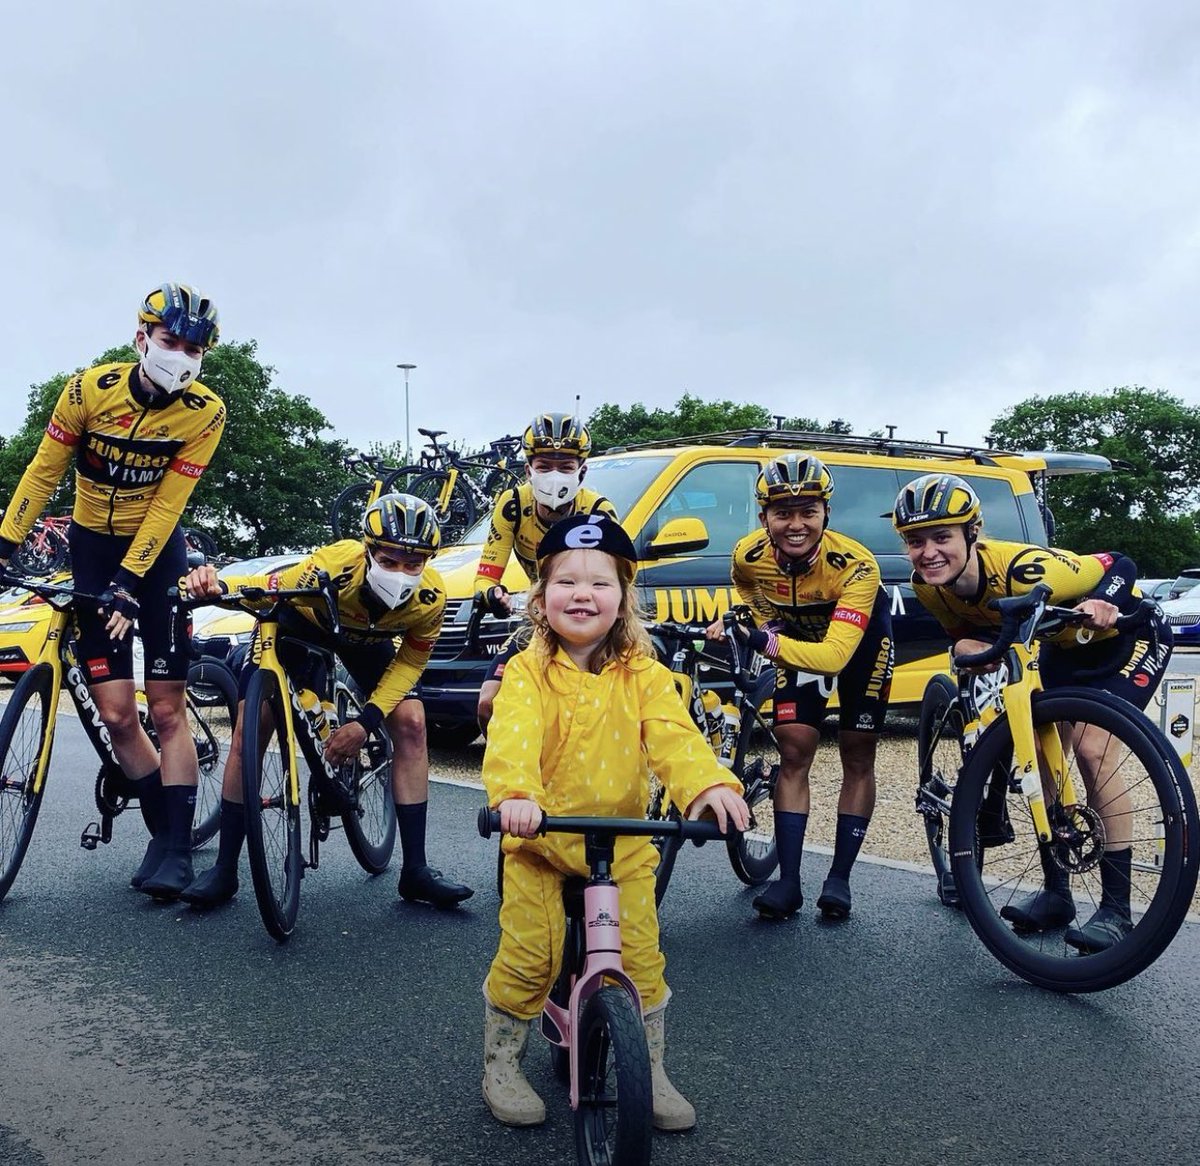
[{"x1": 1, "y1": 716, "x2": 1198, "y2": 1166}]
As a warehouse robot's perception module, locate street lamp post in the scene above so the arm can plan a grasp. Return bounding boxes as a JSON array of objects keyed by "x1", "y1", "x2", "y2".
[{"x1": 397, "y1": 364, "x2": 417, "y2": 461}]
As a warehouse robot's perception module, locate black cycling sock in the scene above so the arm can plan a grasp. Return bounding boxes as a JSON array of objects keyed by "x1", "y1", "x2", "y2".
[
  {"x1": 132, "y1": 767, "x2": 164, "y2": 836},
  {"x1": 396, "y1": 801, "x2": 428, "y2": 870},
  {"x1": 775, "y1": 811, "x2": 808, "y2": 881},
  {"x1": 215, "y1": 799, "x2": 247, "y2": 870},
  {"x1": 162, "y1": 784, "x2": 197, "y2": 851},
  {"x1": 1098, "y1": 846, "x2": 1133, "y2": 913},
  {"x1": 828, "y1": 813, "x2": 870, "y2": 880}
]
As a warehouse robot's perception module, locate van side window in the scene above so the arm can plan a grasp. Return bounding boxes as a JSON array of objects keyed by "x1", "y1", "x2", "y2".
[{"x1": 650, "y1": 461, "x2": 759, "y2": 557}]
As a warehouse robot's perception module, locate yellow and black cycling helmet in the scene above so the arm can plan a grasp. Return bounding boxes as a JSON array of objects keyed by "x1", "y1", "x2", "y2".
[
  {"x1": 138, "y1": 282, "x2": 220, "y2": 349},
  {"x1": 522, "y1": 413, "x2": 592, "y2": 460},
  {"x1": 362, "y1": 493, "x2": 442, "y2": 556},
  {"x1": 755, "y1": 453, "x2": 835, "y2": 508},
  {"x1": 891, "y1": 474, "x2": 982, "y2": 533}
]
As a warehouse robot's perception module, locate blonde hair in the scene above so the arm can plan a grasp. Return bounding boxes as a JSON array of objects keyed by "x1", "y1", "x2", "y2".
[{"x1": 527, "y1": 550, "x2": 652, "y2": 674}]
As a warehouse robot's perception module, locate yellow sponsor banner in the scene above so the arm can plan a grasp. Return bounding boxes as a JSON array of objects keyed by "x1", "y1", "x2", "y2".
[{"x1": 1159, "y1": 678, "x2": 1195, "y2": 768}]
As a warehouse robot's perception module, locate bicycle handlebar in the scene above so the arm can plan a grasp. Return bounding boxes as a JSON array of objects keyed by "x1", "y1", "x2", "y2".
[
  {"x1": 645, "y1": 607, "x2": 757, "y2": 691},
  {"x1": 169, "y1": 575, "x2": 345, "y2": 638},
  {"x1": 477, "y1": 807, "x2": 731, "y2": 843},
  {"x1": 0, "y1": 570, "x2": 105, "y2": 607},
  {"x1": 953, "y1": 584, "x2": 1162, "y2": 670}
]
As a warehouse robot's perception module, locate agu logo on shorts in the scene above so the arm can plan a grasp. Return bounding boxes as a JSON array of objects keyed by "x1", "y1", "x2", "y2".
[{"x1": 87, "y1": 657, "x2": 111, "y2": 680}]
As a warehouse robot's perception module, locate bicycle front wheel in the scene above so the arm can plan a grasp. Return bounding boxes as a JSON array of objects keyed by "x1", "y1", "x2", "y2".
[
  {"x1": 187, "y1": 659, "x2": 239, "y2": 849},
  {"x1": 0, "y1": 663, "x2": 56, "y2": 903},
  {"x1": 241, "y1": 669, "x2": 303, "y2": 941},
  {"x1": 728, "y1": 674, "x2": 780, "y2": 885},
  {"x1": 950, "y1": 689, "x2": 1198, "y2": 992},
  {"x1": 335, "y1": 684, "x2": 397, "y2": 873},
  {"x1": 409, "y1": 471, "x2": 477, "y2": 545},
  {"x1": 916, "y1": 674, "x2": 966, "y2": 907},
  {"x1": 573, "y1": 987, "x2": 653, "y2": 1166}
]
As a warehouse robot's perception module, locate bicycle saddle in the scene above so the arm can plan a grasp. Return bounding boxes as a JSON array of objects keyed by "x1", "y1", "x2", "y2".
[{"x1": 418, "y1": 428, "x2": 445, "y2": 439}]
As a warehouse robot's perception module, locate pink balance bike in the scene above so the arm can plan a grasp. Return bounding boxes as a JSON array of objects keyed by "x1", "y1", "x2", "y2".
[{"x1": 478, "y1": 807, "x2": 727, "y2": 1166}]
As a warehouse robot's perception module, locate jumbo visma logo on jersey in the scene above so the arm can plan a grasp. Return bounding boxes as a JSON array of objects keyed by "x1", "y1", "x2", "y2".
[{"x1": 79, "y1": 432, "x2": 186, "y2": 488}]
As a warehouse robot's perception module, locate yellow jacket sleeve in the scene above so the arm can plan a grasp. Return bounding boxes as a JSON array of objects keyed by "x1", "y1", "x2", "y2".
[
  {"x1": 482, "y1": 650, "x2": 549, "y2": 805},
  {"x1": 0, "y1": 376, "x2": 86, "y2": 550},
  {"x1": 474, "y1": 487, "x2": 519, "y2": 594},
  {"x1": 638, "y1": 661, "x2": 742, "y2": 811},
  {"x1": 114, "y1": 406, "x2": 226, "y2": 588},
  {"x1": 364, "y1": 591, "x2": 444, "y2": 716}
]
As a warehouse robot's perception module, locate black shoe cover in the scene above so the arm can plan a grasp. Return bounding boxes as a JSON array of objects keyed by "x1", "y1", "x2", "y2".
[
  {"x1": 1000, "y1": 888, "x2": 1077, "y2": 933},
  {"x1": 397, "y1": 864, "x2": 474, "y2": 909},
  {"x1": 1064, "y1": 905, "x2": 1133, "y2": 954},
  {"x1": 139, "y1": 852, "x2": 195, "y2": 901},
  {"x1": 816, "y1": 875, "x2": 852, "y2": 920},
  {"x1": 181, "y1": 864, "x2": 239, "y2": 908},
  {"x1": 130, "y1": 836, "x2": 167, "y2": 889},
  {"x1": 752, "y1": 877, "x2": 804, "y2": 919}
]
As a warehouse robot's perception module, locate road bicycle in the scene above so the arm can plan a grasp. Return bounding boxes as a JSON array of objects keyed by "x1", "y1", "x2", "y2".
[
  {"x1": 645, "y1": 609, "x2": 785, "y2": 903},
  {"x1": 915, "y1": 583, "x2": 1198, "y2": 991},
  {"x1": 0, "y1": 572, "x2": 238, "y2": 903},
  {"x1": 177, "y1": 575, "x2": 397, "y2": 941},
  {"x1": 478, "y1": 806, "x2": 727, "y2": 1166},
  {"x1": 329, "y1": 453, "x2": 409, "y2": 541},
  {"x1": 10, "y1": 515, "x2": 70, "y2": 577},
  {"x1": 392, "y1": 429, "x2": 524, "y2": 546}
]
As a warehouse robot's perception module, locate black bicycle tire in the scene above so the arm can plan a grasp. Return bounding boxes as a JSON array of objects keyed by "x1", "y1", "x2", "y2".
[
  {"x1": 0, "y1": 663, "x2": 55, "y2": 903},
  {"x1": 330, "y1": 480, "x2": 376, "y2": 540},
  {"x1": 379, "y1": 463, "x2": 428, "y2": 495},
  {"x1": 409, "y1": 471, "x2": 477, "y2": 544},
  {"x1": 916, "y1": 674, "x2": 965, "y2": 906},
  {"x1": 950, "y1": 690, "x2": 1197, "y2": 992},
  {"x1": 182, "y1": 526, "x2": 219, "y2": 562},
  {"x1": 482, "y1": 466, "x2": 522, "y2": 499},
  {"x1": 241, "y1": 669, "x2": 303, "y2": 942},
  {"x1": 187, "y1": 659, "x2": 239, "y2": 849},
  {"x1": 646, "y1": 777, "x2": 682, "y2": 906},
  {"x1": 727, "y1": 673, "x2": 781, "y2": 885},
  {"x1": 335, "y1": 685, "x2": 397, "y2": 873},
  {"x1": 12, "y1": 526, "x2": 68, "y2": 577},
  {"x1": 573, "y1": 986, "x2": 653, "y2": 1166}
]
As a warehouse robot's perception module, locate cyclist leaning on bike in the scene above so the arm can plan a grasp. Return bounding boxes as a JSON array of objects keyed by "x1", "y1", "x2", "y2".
[
  {"x1": 0, "y1": 283, "x2": 224, "y2": 900},
  {"x1": 182, "y1": 493, "x2": 473, "y2": 910},
  {"x1": 707, "y1": 454, "x2": 895, "y2": 922},
  {"x1": 474, "y1": 413, "x2": 618, "y2": 732},
  {"x1": 892, "y1": 472, "x2": 1173, "y2": 951}
]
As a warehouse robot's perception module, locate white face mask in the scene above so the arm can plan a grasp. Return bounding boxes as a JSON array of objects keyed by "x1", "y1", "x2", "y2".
[
  {"x1": 365, "y1": 556, "x2": 422, "y2": 609},
  {"x1": 529, "y1": 469, "x2": 582, "y2": 509},
  {"x1": 140, "y1": 335, "x2": 202, "y2": 396}
]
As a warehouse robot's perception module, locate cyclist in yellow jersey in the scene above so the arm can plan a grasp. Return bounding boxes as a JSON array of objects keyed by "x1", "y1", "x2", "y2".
[
  {"x1": 180, "y1": 494, "x2": 472, "y2": 911},
  {"x1": 474, "y1": 413, "x2": 618, "y2": 731},
  {"x1": 707, "y1": 454, "x2": 894, "y2": 921},
  {"x1": 0, "y1": 283, "x2": 224, "y2": 899},
  {"x1": 893, "y1": 473, "x2": 1172, "y2": 952}
]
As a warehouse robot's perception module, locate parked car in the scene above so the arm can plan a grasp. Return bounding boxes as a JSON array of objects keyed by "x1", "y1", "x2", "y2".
[
  {"x1": 0, "y1": 574, "x2": 69, "y2": 675},
  {"x1": 1167, "y1": 568, "x2": 1200, "y2": 601},
  {"x1": 1139, "y1": 578, "x2": 1172, "y2": 601},
  {"x1": 191, "y1": 555, "x2": 302, "y2": 671},
  {"x1": 416, "y1": 429, "x2": 1116, "y2": 745},
  {"x1": 1160, "y1": 594, "x2": 1200, "y2": 648}
]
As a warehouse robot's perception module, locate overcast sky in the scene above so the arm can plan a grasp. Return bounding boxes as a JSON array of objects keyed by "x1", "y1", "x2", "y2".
[{"x1": 4, "y1": 1, "x2": 1199, "y2": 455}]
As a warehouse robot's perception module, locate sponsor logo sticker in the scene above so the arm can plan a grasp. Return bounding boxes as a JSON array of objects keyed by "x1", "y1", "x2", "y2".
[{"x1": 88, "y1": 657, "x2": 111, "y2": 679}]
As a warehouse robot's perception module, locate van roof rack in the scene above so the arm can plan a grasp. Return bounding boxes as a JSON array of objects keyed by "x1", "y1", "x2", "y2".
[{"x1": 601, "y1": 428, "x2": 1014, "y2": 465}]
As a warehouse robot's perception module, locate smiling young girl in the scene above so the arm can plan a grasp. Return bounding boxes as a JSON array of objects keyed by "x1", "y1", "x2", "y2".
[{"x1": 480, "y1": 513, "x2": 749, "y2": 1132}]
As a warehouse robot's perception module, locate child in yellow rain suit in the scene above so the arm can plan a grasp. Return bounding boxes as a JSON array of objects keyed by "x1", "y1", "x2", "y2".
[{"x1": 480, "y1": 512, "x2": 749, "y2": 1132}]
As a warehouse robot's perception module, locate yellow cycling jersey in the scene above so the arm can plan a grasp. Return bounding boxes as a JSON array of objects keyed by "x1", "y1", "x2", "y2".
[
  {"x1": 483, "y1": 644, "x2": 741, "y2": 867},
  {"x1": 731, "y1": 528, "x2": 884, "y2": 675},
  {"x1": 0, "y1": 362, "x2": 225, "y2": 585},
  {"x1": 224, "y1": 539, "x2": 445, "y2": 718},
  {"x1": 474, "y1": 482, "x2": 618, "y2": 593},
  {"x1": 912, "y1": 539, "x2": 1131, "y2": 649}
]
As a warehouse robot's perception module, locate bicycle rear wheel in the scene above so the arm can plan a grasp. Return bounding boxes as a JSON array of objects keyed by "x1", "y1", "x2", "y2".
[
  {"x1": 646, "y1": 774, "x2": 682, "y2": 906},
  {"x1": 380, "y1": 463, "x2": 428, "y2": 496},
  {"x1": 330, "y1": 481, "x2": 376, "y2": 540},
  {"x1": 241, "y1": 670, "x2": 303, "y2": 941},
  {"x1": 573, "y1": 986, "x2": 653, "y2": 1166},
  {"x1": 950, "y1": 689, "x2": 1198, "y2": 992},
  {"x1": 0, "y1": 663, "x2": 55, "y2": 903},
  {"x1": 916, "y1": 674, "x2": 966, "y2": 907},
  {"x1": 12, "y1": 525, "x2": 68, "y2": 577},
  {"x1": 335, "y1": 684, "x2": 397, "y2": 873},
  {"x1": 482, "y1": 466, "x2": 522, "y2": 499},
  {"x1": 187, "y1": 659, "x2": 239, "y2": 849},
  {"x1": 727, "y1": 675, "x2": 780, "y2": 885},
  {"x1": 409, "y1": 471, "x2": 477, "y2": 545}
]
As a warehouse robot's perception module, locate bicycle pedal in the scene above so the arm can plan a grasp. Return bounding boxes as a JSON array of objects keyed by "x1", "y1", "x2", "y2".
[{"x1": 80, "y1": 822, "x2": 105, "y2": 850}]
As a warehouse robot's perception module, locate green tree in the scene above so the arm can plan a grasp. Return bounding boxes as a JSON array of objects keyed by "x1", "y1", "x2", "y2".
[
  {"x1": 0, "y1": 341, "x2": 350, "y2": 558},
  {"x1": 586, "y1": 392, "x2": 840, "y2": 450},
  {"x1": 989, "y1": 386, "x2": 1200, "y2": 576}
]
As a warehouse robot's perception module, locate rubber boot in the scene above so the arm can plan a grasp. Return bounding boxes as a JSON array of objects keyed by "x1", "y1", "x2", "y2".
[
  {"x1": 139, "y1": 785, "x2": 196, "y2": 901},
  {"x1": 129, "y1": 769, "x2": 166, "y2": 889},
  {"x1": 482, "y1": 1005, "x2": 546, "y2": 1127},
  {"x1": 1000, "y1": 843, "x2": 1076, "y2": 933},
  {"x1": 1066, "y1": 847, "x2": 1134, "y2": 953},
  {"x1": 182, "y1": 800, "x2": 245, "y2": 908},
  {"x1": 645, "y1": 1009, "x2": 695, "y2": 1132}
]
